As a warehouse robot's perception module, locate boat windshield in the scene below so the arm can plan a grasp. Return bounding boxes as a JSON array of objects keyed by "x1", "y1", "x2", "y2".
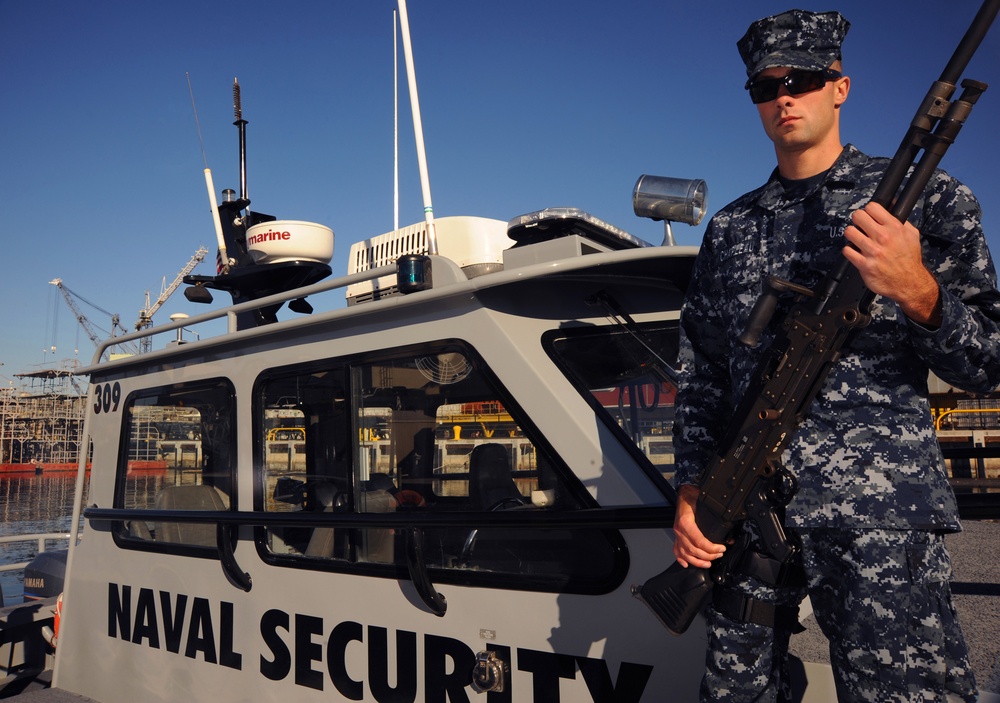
[{"x1": 544, "y1": 322, "x2": 680, "y2": 487}]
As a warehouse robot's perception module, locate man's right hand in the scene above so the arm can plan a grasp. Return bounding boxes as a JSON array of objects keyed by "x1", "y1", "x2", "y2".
[{"x1": 672, "y1": 484, "x2": 727, "y2": 569}]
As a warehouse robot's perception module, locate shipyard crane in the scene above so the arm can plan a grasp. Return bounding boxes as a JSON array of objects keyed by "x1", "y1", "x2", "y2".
[
  {"x1": 49, "y1": 279, "x2": 133, "y2": 362},
  {"x1": 135, "y1": 246, "x2": 208, "y2": 353}
]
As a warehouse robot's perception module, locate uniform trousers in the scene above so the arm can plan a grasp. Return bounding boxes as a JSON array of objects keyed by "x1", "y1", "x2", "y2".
[{"x1": 699, "y1": 527, "x2": 978, "y2": 703}]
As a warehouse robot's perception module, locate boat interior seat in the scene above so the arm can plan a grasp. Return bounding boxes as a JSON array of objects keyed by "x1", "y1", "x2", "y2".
[
  {"x1": 128, "y1": 519, "x2": 153, "y2": 540},
  {"x1": 397, "y1": 428, "x2": 435, "y2": 504},
  {"x1": 304, "y1": 483, "x2": 398, "y2": 563},
  {"x1": 153, "y1": 484, "x2": 229, "y2": 547},
  {"x1": 305, "y1": 481, "x2": 344, "y2": 558},
  {"x1": 364, "y1": 472, "x2": 395, "y2": 492},
  {"x1": 459, "y1": 443, "x2": 525, "y2": 568},
  {"x1": 358, "y1": 488, "x2": 397, "y2": 563},
  {"x1": 468, "y1": 443, "x2": 522, "y2": 510}
]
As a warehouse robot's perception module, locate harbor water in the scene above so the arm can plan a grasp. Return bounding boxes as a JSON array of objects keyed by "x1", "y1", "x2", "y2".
[{"x1": 0, "y1": 471, "x2": 86, "y2": 604}]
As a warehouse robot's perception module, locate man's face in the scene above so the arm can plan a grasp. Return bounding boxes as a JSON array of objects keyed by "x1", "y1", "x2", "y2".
[{"x1": 753, "y1": 66, "x2": 849, "y2": 155}]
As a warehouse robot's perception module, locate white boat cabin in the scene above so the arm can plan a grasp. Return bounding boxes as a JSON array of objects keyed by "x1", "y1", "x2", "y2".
[{"x1": 49, "y1": 209, "x2": 838, "y2": 702}]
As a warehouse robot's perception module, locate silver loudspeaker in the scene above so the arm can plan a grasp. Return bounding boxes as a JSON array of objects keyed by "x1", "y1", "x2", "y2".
[{"x1": 632, "y1": 175, "x2": 708, "y2": 245}]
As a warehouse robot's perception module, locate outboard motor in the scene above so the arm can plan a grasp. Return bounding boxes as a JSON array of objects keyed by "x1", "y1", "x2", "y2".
[{"x1": 23, "y1": 549, "x2": 68, "y2": 601}]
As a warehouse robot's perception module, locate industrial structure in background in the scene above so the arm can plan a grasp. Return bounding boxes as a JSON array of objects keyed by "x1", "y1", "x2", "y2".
[
  {"x1": 931, "y1": 375, "x2": 1000, "y2": 507},
  {"x1": 0, "y1": 361, "x2": 88, "y2": 470},
  {"x1": 135, "y1": 246, "x2": 208, "y2": 353},
  {"x1": 48, "y1": 278, "x2": 133, "y2": 362},
  {"x1": 1, "y1": 248, "x2": 207, "y2": 471}
]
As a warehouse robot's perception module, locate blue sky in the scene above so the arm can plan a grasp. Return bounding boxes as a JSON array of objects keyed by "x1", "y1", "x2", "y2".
[{"x1": 1, "y1": 1, "x2": 998, "y2": 380}]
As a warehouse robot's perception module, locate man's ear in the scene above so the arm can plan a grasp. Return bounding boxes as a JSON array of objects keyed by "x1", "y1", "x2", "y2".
[{"x1": 834, "y1": 75, "x2": 851, "y2": 107}]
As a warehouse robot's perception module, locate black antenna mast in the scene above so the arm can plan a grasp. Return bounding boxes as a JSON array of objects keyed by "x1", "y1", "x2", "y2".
[{"x1": 233, "y1": 78, "x2": 248, "y2": 204}]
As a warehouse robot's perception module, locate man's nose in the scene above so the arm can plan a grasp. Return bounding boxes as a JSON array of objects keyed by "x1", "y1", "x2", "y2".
[{"x1": 774, "y1": 85, "x2": 795, "y2": 104}]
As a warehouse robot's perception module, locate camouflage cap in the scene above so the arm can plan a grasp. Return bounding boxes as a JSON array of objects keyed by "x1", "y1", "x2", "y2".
[{"x1": 737, "y1": 9, "x2": 850, "y2": 87}]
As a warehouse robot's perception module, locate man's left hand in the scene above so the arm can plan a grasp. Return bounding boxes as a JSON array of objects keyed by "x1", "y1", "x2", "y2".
[{"x1": 843, "y1": 201, "x2": 942, "y2": 327}]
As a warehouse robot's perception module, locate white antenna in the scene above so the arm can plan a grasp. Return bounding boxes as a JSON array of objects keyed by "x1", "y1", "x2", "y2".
[
  {"x1": 393, "y1": 9, "x2": 399, "y2": 232},
  {"x1": 396, "y1": 0, "x2": 438, "y2": 255},
  {"x1": 186, "y1": 72, "x2": 230, "y2": 273}
]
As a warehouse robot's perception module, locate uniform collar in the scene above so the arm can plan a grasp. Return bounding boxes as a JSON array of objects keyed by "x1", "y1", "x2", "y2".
[{"x1": 757, "y1": 144, "x2": 867, "y2": 210}]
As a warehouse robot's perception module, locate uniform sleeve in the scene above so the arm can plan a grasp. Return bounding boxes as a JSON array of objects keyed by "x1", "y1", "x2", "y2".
[
  {"x1": 672, "y1": 218, "x2": 733, "y2": 487},
  {"x1": 907, "y1": 176, "x2": 1000, "y2": 393}
]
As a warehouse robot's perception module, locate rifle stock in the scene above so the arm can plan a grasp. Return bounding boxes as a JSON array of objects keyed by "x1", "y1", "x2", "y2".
[{"x1": 636, "y1": 0, "x2": 999, "y2": 635}]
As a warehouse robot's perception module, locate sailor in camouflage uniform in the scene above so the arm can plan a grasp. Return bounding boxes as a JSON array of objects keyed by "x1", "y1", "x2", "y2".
[{"x1": 671, "y1": 9, "x2": 1000, "y2": 702}]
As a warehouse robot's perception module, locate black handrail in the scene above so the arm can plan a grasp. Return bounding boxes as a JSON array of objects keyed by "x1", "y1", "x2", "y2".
[{"x1": 84, "y1": 504, "x2": 676, "y2": 530}]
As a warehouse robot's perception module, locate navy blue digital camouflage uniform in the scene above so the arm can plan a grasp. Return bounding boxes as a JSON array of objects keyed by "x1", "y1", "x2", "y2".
[{"x1": 673, "y1": 10, "x2": 1000, "y2": 702}]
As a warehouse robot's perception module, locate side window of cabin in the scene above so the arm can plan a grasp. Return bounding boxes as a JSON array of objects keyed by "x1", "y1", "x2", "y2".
[
  {"x1": 546, "y1": 324, "x2": 680, "y2": 484},
  {"x1": 257, "y1": 344, "x2": 625, "y2": 593},
  {"x1": 114, "y1": 380, "x2": 235, "y2": 551}
]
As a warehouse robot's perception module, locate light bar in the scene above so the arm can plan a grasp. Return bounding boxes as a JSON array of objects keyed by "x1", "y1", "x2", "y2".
[{"x1": 507, "y1": 208, "x2": 652, "y2": 250}]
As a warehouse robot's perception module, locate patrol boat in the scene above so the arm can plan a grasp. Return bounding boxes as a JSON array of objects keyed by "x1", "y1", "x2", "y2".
[
  {"x1": 4, "y1": 29, "x2": 748, "y2": 694},
  {"x1": 49, "y1": 177, "x2": 747, "y2": 702}
]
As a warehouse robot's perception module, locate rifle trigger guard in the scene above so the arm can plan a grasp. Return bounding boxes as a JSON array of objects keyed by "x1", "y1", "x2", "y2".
[{"x1": 709, "y1": 533, "x2": 752, "y2": 586}]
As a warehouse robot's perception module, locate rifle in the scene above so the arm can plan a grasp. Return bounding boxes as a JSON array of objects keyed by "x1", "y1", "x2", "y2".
[{"x1": 635, "y1": 0, "x2": 1000, "y2": 635}]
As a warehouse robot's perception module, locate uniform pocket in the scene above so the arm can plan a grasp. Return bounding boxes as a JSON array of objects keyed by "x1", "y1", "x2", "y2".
[
  {"x1": 905, "y1": 531, "x2": 952, "y2": 585},
  {"x1": 717, "y1": 240, "x2": 763, "y2": 295},
  {"x1": 874, "y1": 533, "x2": 975, "y2": 699}
]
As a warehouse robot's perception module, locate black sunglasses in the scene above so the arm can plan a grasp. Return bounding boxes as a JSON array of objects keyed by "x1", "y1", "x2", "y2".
[{"x1": 747, "y1": 68, "x2": 842, "y2": 104}]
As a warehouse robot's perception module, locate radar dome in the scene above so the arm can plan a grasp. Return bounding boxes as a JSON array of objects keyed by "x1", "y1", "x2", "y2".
[{"x1": 246, "y1": 220, "x2": 334, "y2": 265}]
